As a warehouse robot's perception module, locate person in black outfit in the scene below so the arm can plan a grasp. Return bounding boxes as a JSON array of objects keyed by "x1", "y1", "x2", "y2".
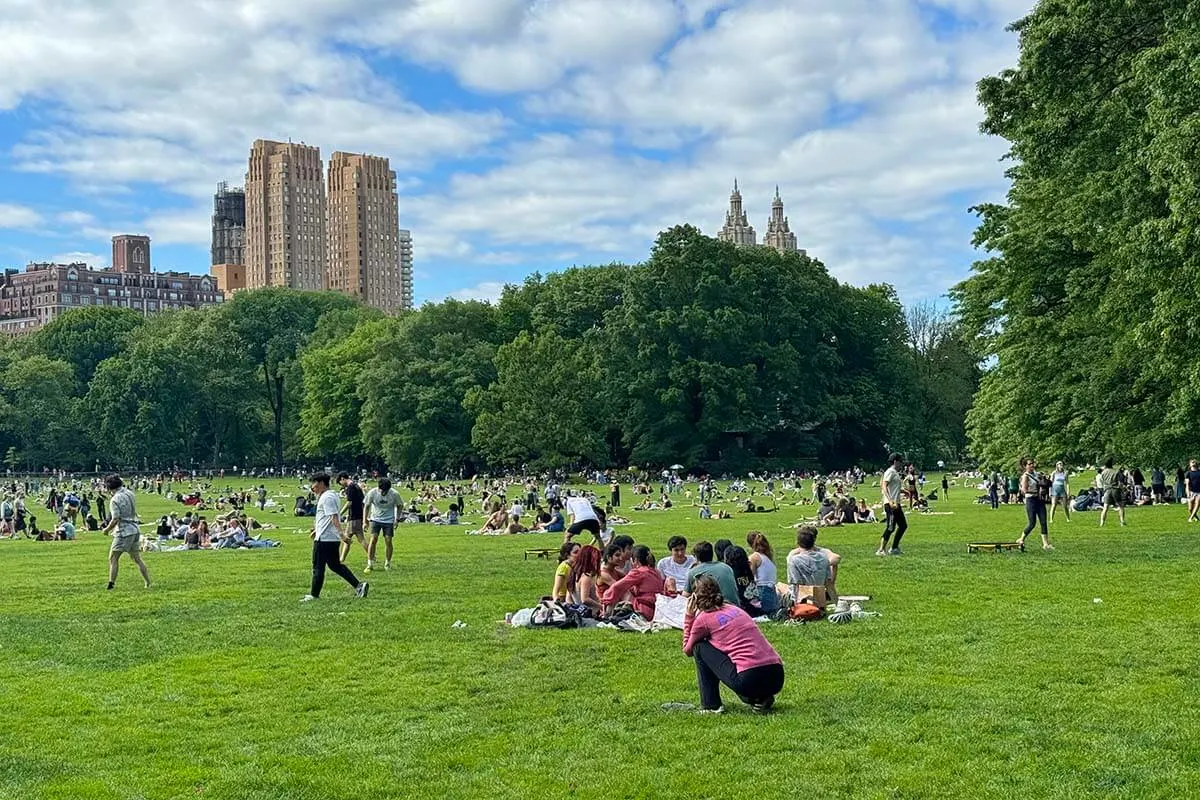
[{"x1": 1017, "y1": 458, "x2": 1053, "y2": 550}]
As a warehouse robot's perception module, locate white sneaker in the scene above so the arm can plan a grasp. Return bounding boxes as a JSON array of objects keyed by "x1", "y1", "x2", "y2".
[
  {"x1": 300, "y1": 595, "x2": 316, "y2": 602},
  {"x1": 385, "y1": 561, "x2": 392, "y2": 571},
  {"x1": 698, "y1": 706, "x2": 725, "y2": 715},
  {"x1": 875, "y1": 549, "x2": 888, "y2": 557}
]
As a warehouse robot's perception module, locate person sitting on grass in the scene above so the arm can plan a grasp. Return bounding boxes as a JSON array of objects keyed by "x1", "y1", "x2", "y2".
[
  {"x1": 855, "y1": 498, "x2": 877, "y2": 523},
  {"x1": 569, "y1": 544, "x2": 604, "y2": 615},
  {"x1": 55, "y1": 515, "x2": 76, "y2": 541},
  {"x1": 722, "y1": 545, "x2": 760, "y2": 615},
  {"x1": 746, "y1": 532, "x2": 779, "y2": 617},
  {"x1": 552, "y1": 542, "x2": 581, "y2": 602},
  {"x1": 782, "y1": 526, "x2": 839, "y2": 604},
  {"x1": 657, "y1": 535, "x2": 695, "y2": 594},
  {"x1": 685, "y1": 540, "x2": 741, "y2": 604},
  {"x1": 601, "y1": 545, "x2": 664, "y2": 618},
  {"x1": 597, "y1": 543, "x2": 628, "y2": 599},
  {"x1": 819, "y1": 499, "x2": 845, "y2": 527},
  {"x1": 682, "y1": 575, "x2": 785, "y2": 714}
]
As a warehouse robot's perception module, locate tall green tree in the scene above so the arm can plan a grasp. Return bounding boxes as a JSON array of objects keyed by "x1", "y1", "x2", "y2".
[
  {"x1": 22, "y1": 306, "x2": 144, "y2": 384},
  {"x1": 218, "y1": 288, "x2": 357, "y2": 471},
  {"x1": 0, "y1": 356, "x2": 84, "y2": 469},
  {"x1": 953, "y1": 0, "x2": 1199, "y2": 466},
  {"x1": 359, "y1": 300, "x2": 501, "y2": 474}
]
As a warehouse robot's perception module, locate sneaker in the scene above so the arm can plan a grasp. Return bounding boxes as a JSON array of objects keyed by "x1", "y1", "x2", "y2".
[
  {"x1": 874, "y1": 549, "x2": 888, "y2": 557},
  {"x1": 698, "y1": 706, "x2": 725, "y2": 715},
  {"x1": 356, "y1": 581, "x2": 369, "y2": 598},
  {"x1": 889, "y1": 548, "x2": 903, "y2": 556},
  {"x1": 106, "y1": 581, "x2": 115, "y2": 590},
  {"x1": 1043, "y1": 544, "x2": 1055, "y2": 551},
  {"x1": 363, "y1": 565, "x2": 372, "y2": 574},
  {"x1": 300, "y1": 594, "x2": 316, "y2": 602},
  {"x1": 750, "y1": 697, "x2": 776, "y2": 714},
  {"x1": 385, "y1": 561, "x2": 392, "y2": 571}
]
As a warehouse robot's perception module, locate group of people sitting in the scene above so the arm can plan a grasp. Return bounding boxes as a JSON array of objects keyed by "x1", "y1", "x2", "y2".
[
  {"x1": 544, "y1": 525, "x2": 842, "y2": 713},
  {"x1": 149, "y1": 511, "x2": 280, "y2": 550},
  {"x1": 548, "y1": 527, "x2": 842, "y2": 624},
  {"x1": 815, "y1": 496, "x2": 879, "y2": 526}
]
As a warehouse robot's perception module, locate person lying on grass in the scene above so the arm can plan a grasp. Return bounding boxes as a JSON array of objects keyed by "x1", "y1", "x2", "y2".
[
  {"x1": 682, "y1": 574, "x2": 785, "y2": 714},
  {"x1": 601, "y1": 545, "x2": 664, "y2": 618}
]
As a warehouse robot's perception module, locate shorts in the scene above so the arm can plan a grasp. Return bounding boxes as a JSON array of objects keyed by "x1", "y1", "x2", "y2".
[
  {"x1": 567, "y1": 519, "x2": 601, "y2": 539},
  {"x1": 1051, "y1": 485, "x2": 1066, "y2": 498},
  {"x1": 1103, "y1": 489, "x2": 1124, "y2": 507},
  {"x1": 370, "y1": 521, "x2": 395, "y2": 538},
  {"x1": 110, "y1": 533, "x2": 140, "y2": 554},
  {"x1": 347, "y1": 519, "x2": 364, "y2": 536}
]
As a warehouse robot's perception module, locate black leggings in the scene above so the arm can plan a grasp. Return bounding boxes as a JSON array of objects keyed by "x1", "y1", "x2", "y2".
[
  {"x1": 311, "y1": 540, "x2": 359, "y2": 597},
  {"x1": 882, "y1": 504, "x2": 907, "y2": 548},
  {"x1": 693, "y1": 640, "x2": 784, "y2": 710},
  {"x1": 1023, "y1": 497, "x2": 1047, "y2": 538}
]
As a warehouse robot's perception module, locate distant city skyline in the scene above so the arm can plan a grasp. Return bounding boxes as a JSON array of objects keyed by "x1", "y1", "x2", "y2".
[{"x1": 0, "y1": 1, "x2": 1033, "y2": 306}]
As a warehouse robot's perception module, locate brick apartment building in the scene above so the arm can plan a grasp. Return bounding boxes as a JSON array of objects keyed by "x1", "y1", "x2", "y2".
[{"x1": 0, "y1": 235, "x2": 223, "y2": 335}]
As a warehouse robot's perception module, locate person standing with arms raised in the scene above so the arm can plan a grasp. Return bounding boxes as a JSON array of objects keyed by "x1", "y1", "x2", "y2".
[
  {"x1": 102, "y1": 474, "x2": 151, "y2": 590},
  {"x1": 302, "y1": 472, "x2": 368, "y2": 602},
  {"x1": 877, "y1": 454, "x2": 908, "y2": 556}
]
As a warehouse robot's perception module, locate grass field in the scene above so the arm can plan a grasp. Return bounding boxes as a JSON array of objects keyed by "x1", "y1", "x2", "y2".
[{"x1": 2, "y1": 478, "x2": 1199, "y2": 800}]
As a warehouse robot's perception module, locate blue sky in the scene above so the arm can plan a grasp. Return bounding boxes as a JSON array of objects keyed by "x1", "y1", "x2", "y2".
[{"x1": 0, "y1": 0, "x2": 1033, "y2": 305}]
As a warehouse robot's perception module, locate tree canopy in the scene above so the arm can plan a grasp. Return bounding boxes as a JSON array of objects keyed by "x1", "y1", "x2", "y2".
[
  {"x1": 953, "y1": 0, "x2": 1200, "y2": 469},
  {"x1": 0, "y1": 228, "x2": 976, "y2": 473}
]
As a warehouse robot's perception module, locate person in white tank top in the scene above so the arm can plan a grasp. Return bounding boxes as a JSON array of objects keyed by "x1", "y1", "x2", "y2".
[{"x1": 746, "y1": 532, "x2": 780, "y2": 616}]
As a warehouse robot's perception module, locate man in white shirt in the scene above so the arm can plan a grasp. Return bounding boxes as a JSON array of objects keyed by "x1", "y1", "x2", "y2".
[
  {"x1": 564, "y1": 493, "x2": 602, "y2": 545},
  {"x1": 363, "y1": 477, "x2": 403, "y2": 572},
  {"x1": 656, "y1": 535, "x2": 695, "y2": 594},
  {"x1": 101, "y1": 474, "x2": 152, "y2": 590},
  {"x1": 878, "y1": 453, "x2": 908, "y2": 556},
  {"x1": 302, "y1": 472, "x2": 368, "y2": 602}
]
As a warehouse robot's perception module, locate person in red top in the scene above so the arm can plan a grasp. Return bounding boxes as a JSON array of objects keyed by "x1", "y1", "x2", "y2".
[
  {"x1": 682, "y1": 574, "x2": 785, "y2": 713},
  {"x1": 601, "y1": 544, "x2": 664, "y2": 617}
]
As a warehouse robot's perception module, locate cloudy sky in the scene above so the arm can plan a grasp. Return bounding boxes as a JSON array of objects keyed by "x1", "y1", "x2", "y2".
[{"x1": 0, "y1": 0, "x2": 1032, "y2": 305}]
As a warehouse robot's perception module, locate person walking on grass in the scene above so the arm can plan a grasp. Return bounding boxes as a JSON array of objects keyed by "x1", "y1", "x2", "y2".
[
  {"x1": 1185, "y1": 460, "x2": 1200, "y2": 523},
  {"x1": 1049, "y1": 461, "x2": 1071, "y2": 523},
  {"x1": 337, "y1": 472, "x2": 368, "y2": 565},
  {"x1": 364, "y1": 477, "x2": 403, "y2": 572},
  {"x1": 302, "y1": 472, "x2": 368, "y2": 602},
  {"x1": 1016, "y1": 459, "x2": 1053, "y2": 550},
  {"x1": 1097, "y1": 458, "x2": 1127, "y2": 528},
  {"x1": 877, "y1": 453, "x2": 908, "y2": 556},
  {"x1": 102, "y1": 474, "x2": 151, "y2": 590}
]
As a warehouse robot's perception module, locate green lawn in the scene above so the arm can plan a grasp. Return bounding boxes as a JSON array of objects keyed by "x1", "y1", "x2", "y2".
[{"x1": 2, "y1": 479, "x2": 1198, "y2": 799}]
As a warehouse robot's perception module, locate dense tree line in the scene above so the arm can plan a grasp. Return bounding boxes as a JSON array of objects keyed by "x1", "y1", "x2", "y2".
[
  {"x1": 953, "y1": 0, "x2": 1200, "y2": 468},
  {"x1": 0, "y1": 226, "x2": 976, "y2": 473}
]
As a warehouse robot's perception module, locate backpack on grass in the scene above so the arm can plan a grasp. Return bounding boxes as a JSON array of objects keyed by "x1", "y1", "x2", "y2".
[{"x1": 530, "y1": 600, "x2": 583, "y2": 629}]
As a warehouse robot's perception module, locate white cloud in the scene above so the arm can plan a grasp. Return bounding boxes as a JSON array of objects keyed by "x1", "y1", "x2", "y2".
[
  {"x1": 49, "y1": 251, "x2": 107, "y2": 268},
  {"x1": 0, "y1": 203, "x2": 42, "y2": 230},
  {"x1": 448, "y1": 280, "x2": 508, "y2": 303},
  {"x1": 0, "y1": 0, "x2": 1027, "y2": 302}
]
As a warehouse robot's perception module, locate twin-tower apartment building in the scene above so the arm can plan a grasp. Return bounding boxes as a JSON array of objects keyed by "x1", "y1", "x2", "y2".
[{"x1": 211, "y1": 140, "x2": 415, "y2": 313}]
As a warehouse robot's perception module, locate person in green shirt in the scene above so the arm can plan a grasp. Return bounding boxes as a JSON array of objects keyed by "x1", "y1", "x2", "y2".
[
  {"x1": 685, "y1": 541, "x2": 740, "y2": 603},
  {"x1": 1096, "y1": 458, "x2": 1127, "y2": 527}
]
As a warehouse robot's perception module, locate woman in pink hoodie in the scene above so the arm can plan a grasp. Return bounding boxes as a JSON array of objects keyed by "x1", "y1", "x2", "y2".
[
  {"x1": 682, "y1": 575, "x2": 784, "y2": 713},
  {"x1": 601, "y1": 544, "x2": 664, "y2": 617}
]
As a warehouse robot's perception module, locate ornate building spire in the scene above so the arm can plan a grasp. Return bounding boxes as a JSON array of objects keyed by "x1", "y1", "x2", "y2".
[
  {"x1": 718, "y1": 179, "x2": 757, "y2": 247},
  {"x1": 763, "y1": 187, "x2": 800, "y2": 255}
]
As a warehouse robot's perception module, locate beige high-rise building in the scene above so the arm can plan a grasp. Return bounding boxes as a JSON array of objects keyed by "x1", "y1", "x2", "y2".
[
  {"x1": 327, "y1": 152, "x2": 412, "y2": 312},
  {"x1": 244, "y1": 140, "x2": 327, "y2": 291}
]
